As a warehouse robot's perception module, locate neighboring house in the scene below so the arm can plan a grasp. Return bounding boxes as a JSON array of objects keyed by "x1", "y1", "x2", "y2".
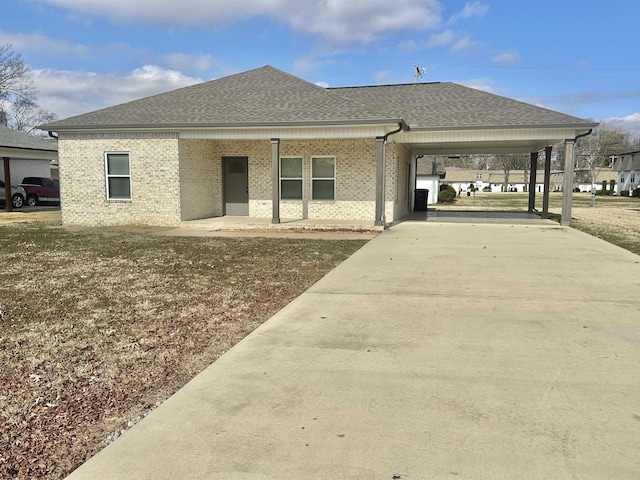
[
  {"x1": 614, "y1": 151, "x2": 640, "y2": 194},
  {"x1": 0, "y1": 126, "x2": 58, "y2": 183},
  {"x1": 0, "y1": 125, "x2": 59, "y2": 210},
  {"x1": 572, "y1": 169, "x2": 618, "y2": 193},
  {"x1": 40, "y1": 66, "x2": 596, "y2": 227}
]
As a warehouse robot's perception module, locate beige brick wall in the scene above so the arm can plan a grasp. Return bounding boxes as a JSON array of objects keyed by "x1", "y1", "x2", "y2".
[
  {"x1": 59, "y1": 134, "x2": 407, "y2": 226},
  {"x1": 206, "y1": 138, "x2": 380, "y2": 221},
  {"x1": 179, "y1": 139, "x2": 221, "y2": 220},
  {"x1": 58, "y1": 132, "x2": 181, "y2": 226}
]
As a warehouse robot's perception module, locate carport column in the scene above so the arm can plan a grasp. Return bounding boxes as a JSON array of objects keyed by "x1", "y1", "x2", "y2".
[
  {"x1": 271, "y1": 138, "x2": 280, "y2": 224},
  {"x1": 375, "y1": 137, "x2": 386, "y2": 227},
  {"x1": 527, "y1": 152, "x2": 538, "y2": 212},
  {"x1": 3, "y1": 157, "x2": 11, "y2": 212},
  {"x1": 542, "y1": 146, "x2": 553, "y2": 218},
  {"x1": 561, "y1": 140, "x2": 576, "y2": 226}
]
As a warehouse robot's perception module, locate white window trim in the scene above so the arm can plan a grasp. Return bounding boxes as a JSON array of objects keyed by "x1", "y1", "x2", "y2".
[
  {"x1": 279, "y1": 156, "x2": 303, "y2": 200},
  {"x1": 104, "y1": 151, "x2": 132, "y2": 201},
  {"x1": 311, "y1": 155, "x2": 336, "y2": 201}
]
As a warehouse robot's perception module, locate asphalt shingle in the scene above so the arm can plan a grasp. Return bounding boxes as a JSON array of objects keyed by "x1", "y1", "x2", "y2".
[{"x1": 0, "y1": 125, "x2": 58, "y2": 151}]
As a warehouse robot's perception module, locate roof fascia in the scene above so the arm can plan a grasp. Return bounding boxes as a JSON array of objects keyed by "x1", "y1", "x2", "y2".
[{"x1": 42, "y1": 118, "x2": 406, "y2": 132}]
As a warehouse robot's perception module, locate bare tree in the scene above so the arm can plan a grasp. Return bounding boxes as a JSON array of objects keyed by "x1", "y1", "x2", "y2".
[
  {"x1": 9, "y1": 97, "x2": 57, "y2": 135},
  {"x1": 0, "y1": 44, "x2": 57, "y2": 135},
  {"x1": 576, "y1": 124, "x2": 630, "y2": 191},
  {"x1": 495, "y1": 153, "x2": 528, "y2": 192}
]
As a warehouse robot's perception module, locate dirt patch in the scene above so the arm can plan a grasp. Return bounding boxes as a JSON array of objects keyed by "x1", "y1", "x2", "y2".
[
  {"x1": 0, "y1": 223, "x2": 367, "y2": 479},
  {"x1": 0, "y1": 209, "x2": 61, "y2": 224}
]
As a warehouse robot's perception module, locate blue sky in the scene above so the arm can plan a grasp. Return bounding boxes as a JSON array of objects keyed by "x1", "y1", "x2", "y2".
[{"x1": 2, "y1": 0, "x2": 640, "y2": 133}]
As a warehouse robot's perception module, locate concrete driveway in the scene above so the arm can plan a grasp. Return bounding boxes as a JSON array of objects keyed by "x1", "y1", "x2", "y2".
[{"x1": 66, "y1": 221, "x2": 640, "y2": 479}]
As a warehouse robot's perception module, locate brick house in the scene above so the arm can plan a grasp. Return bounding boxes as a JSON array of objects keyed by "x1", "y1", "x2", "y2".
[{"x1": 41, "y1": 66, "x2": 596, "y2": 227}]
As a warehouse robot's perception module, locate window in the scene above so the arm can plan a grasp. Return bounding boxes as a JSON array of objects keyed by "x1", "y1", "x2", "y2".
[
  {"x1": 280, "y1": 157, "x2": 303, "y2": 200},
  {"x1": 311, "y1": 156, "x2": 335, "y2": 200},
  {"x1": 105, "y1": 152, "x2": 131, "y2": 200},
  {"x1": 620, "y1": 175, "x2": 625, "y2": 183},
  {"x1": 631, "y1": 173, "x2": 636, "y2": 183}
]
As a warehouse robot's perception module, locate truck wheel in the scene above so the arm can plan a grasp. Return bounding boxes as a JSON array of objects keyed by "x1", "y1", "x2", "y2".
[
  {"x1": 12, "y1": 194, "x2": 24, "y2": 209},
  {"x1": 27, "y1": 195, "x2": 38, "y2": 207}
]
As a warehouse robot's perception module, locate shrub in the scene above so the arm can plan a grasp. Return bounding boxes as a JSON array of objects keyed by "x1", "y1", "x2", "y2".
[
  {"x1": 438, "y1": 189, "x2": 456, "y2": 202},
  {"x1": 620, "y1": 190, "x2": 629, "y2": 197},
  {"x1": 609, "y1": 179, "x2": 616, "y2": 192},
  {"x1": 632, "y1": 188, "x2": 640, "y2": 198}
]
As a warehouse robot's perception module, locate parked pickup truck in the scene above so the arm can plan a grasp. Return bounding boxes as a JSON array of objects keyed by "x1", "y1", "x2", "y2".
[{"x1": 20, "y1": 177, "x2": 60, "y2": 206}]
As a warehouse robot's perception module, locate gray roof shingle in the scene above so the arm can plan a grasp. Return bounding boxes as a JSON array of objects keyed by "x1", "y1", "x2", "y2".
[
  {"x1": 41, "y1": 65, "x2": 595, "y2": 131},
  {"x1": 0, "y1": 125, "x2": 58, "y2": 152},
  {"x1": 332, "y1": 83, "x2": 592, "y2": 130}
]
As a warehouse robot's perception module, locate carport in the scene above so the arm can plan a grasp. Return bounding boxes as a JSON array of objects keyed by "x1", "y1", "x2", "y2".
[
  {"x1": 337, "y1": 82, "x2": 598, "y2": 226},
  {"x1": 400, "y1": 126, "x2": 594, "y2": 225},
  {"x1": 0, "y1": 125, "x2": 58, "y2": 211}
]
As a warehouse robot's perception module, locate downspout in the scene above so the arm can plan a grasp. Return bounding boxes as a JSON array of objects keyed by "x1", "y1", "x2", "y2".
[
  {"x1": 375, "y1": 121, "x2": 408, "y2": 227},
  {"x1": 48, "y1": 131, "x2": 59, "y2": 140}
]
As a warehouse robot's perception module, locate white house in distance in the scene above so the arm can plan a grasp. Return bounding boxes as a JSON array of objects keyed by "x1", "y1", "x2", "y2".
[
  {"x1": 614, "y1": 150, "x2": 640, "y2": 195},
  {"x1": 40, "y1": 66, "x2": 597, "y2": 227},
  {"x1": 416, "y1": 166, "x2": 618, "y2": 203},
  {"x1": 0, "y1": 125, "x2": 58, "y2": 184}
]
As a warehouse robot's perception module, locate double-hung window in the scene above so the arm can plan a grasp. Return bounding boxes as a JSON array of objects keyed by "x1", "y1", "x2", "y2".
[
  {"x1": 311, "y1": 157, "x2": 335, "y2": 200},
  {"x1": 105, "y1": 152, "x2": 131, "y2": 200},
  {"x1": 280, "y1": 157, "x2": 303, "y2": 199}
]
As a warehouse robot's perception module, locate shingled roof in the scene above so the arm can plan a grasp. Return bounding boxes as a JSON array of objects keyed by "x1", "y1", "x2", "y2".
[
  {"x1": 332, "y1": 83, "x2": 591, "y2": 130},
  {"x1": 0, "y1": 125, "x2": 58, "y2": 152},
  {"x1": 41, "y1": 65, "x2": 595, "y2": 132}
]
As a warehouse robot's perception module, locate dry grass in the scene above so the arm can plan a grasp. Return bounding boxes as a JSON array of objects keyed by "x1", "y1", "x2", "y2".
[
  {"x1": 434, "y1": 192, "x2": 640, "y2": 255},
  {"x1": 0, "y1": 222, "x2": 367, "y2": 479}
]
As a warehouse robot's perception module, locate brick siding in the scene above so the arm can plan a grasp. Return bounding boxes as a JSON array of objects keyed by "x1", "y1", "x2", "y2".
[{"x1": 58, "y1": 134, "x2": 408, "y2": 226}]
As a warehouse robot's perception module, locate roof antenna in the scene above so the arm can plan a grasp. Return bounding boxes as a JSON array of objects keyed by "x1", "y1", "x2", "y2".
[{"x1": 413, "y1": 65, "x2": 426, "y2": 84}]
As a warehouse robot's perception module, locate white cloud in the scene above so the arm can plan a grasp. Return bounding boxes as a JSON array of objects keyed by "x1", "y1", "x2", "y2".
[
  {"x1": 162, "y1": 53, "x2": 214, "y2": 73},
  {"x1": 398, "y1": 29, "x2": 454, "y2": 51},
  {"x1": 31, "y1": 0, "x2": 443, "y2": 46},
  {"x1": 426, "y1": 29, "x2": 455, "y2": 47},
  {"x1": 32, "y1": 65, "x2": 202, "y2": 119},
  {"x1": 314, "y1": 81, "x2": 329, "y2": 88},
  {"x1": 0, "y1": 31, "x2": 91, "y2": 57},
  {"x1": 492, "y1": 50, "x2": 520, "y2": 65},
  {"x1": 604, "y1": 113, "x2": 640, "y2": 134},
  {"x1": 292, "y1": 56, "x2": 335, "y2": 75},
  {"x1": 458, "y1": 77, "x2": 494, "y2": 93},
  {"x1": 451, "y1": 35, "x2": 481, "y2": 53},
  {"x1": 448, "y1": 1, "x2": 489, "y2": 24},
  {"x1": 373, "y1": 70, "x2": 395, "y2": 84}
]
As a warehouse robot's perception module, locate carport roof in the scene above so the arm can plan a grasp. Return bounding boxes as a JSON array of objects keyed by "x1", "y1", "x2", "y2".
[
  {"x1": 41, "y1": 66, "x2": 596, "y2": 133},
  {"x1": 0, "y1": 125, "x2": 58, "y2": 152}
]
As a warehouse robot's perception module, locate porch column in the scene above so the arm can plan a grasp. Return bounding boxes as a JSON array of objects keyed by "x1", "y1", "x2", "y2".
[
  {"x1": 271, "y1": 138, "x2": 280, "y2": 224},
  {"x1": 542, "y1": 146, "x2": 552, "y2": 218},
  {"x1": 375, "y1": 137, "x2": 385, "y2": 226},
  {"x1": 527, "y1": 151, "x2": 538, "y2": 212},
  {"x1": 561, "y1": 139, "x2": 575, "y2": 226},
  {"x1": 3, "y1": 157, "x2": 11, "y2": 212}
]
